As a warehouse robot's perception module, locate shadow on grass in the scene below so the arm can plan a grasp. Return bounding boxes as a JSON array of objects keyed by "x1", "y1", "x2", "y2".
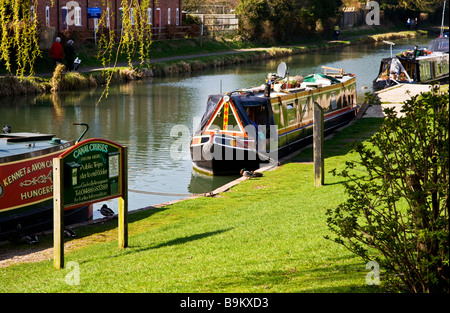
[
  {"x1": 287, "y1": 118, "x2": 384, "y2": 164},
  {"x1": 213, "y1": 261, "x2": 384, "y2": 293},
  {"x1": 79, "y1": 228, "x2": 233, "y2": 265},
  {"x1": 131, "y1": 228, "x2": 233, "y2": 252},
  {"x1": 0, "y1": 205, "x2": 170, "y2": 262}
]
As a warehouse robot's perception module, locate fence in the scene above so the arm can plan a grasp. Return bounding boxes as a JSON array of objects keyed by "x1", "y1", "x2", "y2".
[
  {"x1": 189, "y1": 14, "x2": 239, "y2": 37},
  {"x1": 58, "y1": 15, "x2": 238, "y2": 44}
]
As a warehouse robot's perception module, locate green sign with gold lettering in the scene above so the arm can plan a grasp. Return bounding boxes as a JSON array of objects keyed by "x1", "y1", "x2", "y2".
[{"x1": 59, "y1": 138, "x2": 124, "y2": 209}]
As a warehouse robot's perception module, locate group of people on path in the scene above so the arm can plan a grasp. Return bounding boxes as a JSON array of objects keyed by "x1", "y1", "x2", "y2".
[
  {"x1": 406, "y1": 18, "x2": 419, "y2": 30},
  {"x1": 49, "y1": 37, "x2": 77, "y2": 71}
]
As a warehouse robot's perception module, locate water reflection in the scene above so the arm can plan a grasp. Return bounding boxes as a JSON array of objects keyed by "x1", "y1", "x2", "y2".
[{"x1": 0, "y1": 35, "x2": 433, "y2": 216}]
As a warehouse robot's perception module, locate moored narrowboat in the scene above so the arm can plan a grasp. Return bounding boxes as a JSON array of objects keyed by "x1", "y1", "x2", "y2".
[
  {"x1": 373, "y1": 37, "x2": 449, "y2": 89},
  {"x1": 0, "y1": 126, "x2": 92, "y2": 242},
  {"x1": 190, "y1": 64, "x2": 359, "y2": 175}
]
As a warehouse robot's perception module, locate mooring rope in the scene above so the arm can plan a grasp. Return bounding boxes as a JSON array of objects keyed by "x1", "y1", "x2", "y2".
[{"x1": 128, "y1": 189, "x2": 192, "y2": 197}]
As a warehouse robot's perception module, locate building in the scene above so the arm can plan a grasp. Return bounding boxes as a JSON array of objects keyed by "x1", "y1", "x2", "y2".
[{"x1": 33, "y1": 1, "x2": 182, "y2": 33}]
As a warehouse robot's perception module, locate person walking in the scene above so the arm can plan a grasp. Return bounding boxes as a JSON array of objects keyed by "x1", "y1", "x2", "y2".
[
  {"x1": 64, "y1": 40, "x2": 76, "y2": 72},
  {"x1": 406, "y1": 18, "x2": 411, "y2": 30},
  {"x1": 49, "y1": 37, "x2": 64, "y2": 69}
]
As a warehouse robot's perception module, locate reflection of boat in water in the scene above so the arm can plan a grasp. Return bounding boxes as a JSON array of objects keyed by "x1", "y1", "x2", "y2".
[
  {"x1": 190, "y1": 64, "x2": 359, "y2": 175},
  {"x1": 0, "y1": 125, "x2": 92, "y2": 243},
  {"x1": 188, "y1": 170, "x2": 239, "y2": 194},
  {"x1": 373, "y1": 37, "x2": 449, "y2": 89}
]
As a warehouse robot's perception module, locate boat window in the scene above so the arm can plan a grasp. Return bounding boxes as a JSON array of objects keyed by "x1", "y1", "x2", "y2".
[
  {"x1": 420, "y1": 62, "x2": 431, "y2": 80},
  {"x1": 301, "y1": 100, "x2": 309, "y2": 119},
  {"x1": 286, "y1": 102, "x2": 296, "y2": 125},
  {"x1": 331, "y1": 92, "x2": 337, "y2": 110},
  {"x1": 272, "y1": 102, "x2": 281, "y2": 127}
]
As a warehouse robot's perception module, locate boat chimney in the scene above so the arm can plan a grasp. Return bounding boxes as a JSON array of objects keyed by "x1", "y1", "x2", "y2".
[{"x1": 264, "y1": 80, "x2": 271, "y2": 97}]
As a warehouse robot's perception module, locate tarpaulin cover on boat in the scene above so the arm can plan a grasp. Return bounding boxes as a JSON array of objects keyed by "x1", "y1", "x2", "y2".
[
  {"x1": 303, "y1": 73, "x2": 341, "y2": 84},
  {"x1": 231, "y1": 94, "x2": 276, "y2": 139},
  {"x1": 231, "y1": 94, "x2": 274, "y2": 127},
  {"x1": 195, "y1": 94, "x2": 223, "y2": 134}
]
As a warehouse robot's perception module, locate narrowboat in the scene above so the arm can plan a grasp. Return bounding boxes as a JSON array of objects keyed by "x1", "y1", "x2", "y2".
[
  {"x1": 0, "y1": 125, "x2": 92, "y2": 243},
  {"x1": 190, "y1": 64, "x2": 359, "y2": 175},
  {"x1": 373, "y1": 37, "x2": 449, "y2": 89}
]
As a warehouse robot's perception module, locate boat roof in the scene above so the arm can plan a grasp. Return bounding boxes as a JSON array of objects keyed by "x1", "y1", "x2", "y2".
[
  {"x1": 428, "y1": 37, "x2": 449, "y2": 53},
  {"x1": 0, "y1": 132, "x2": 68, "y2": 159},
  {"x1": 193, "y1": 69, "x2": 356, "y2": 137}
]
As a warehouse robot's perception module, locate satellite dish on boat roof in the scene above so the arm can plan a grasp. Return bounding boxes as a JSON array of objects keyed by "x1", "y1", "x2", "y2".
[{"x1": 277, "y1": 62, "x2": 287, "y2": 78}]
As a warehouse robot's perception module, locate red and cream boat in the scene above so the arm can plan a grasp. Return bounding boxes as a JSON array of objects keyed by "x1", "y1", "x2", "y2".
[{"x1": 0, "y1": 127, "x2": 92, "y2": 243}]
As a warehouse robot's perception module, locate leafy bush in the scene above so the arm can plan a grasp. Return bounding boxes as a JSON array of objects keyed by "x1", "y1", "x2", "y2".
[{"x1": 326, "y1": 88, "x2": 449, "y2": 292}]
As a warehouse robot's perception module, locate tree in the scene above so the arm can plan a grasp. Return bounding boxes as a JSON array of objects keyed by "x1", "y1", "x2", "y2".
[
  {"x1": 235, "y1": 0, "x2": 342, "y2": 42},
  {"x1": 0, "y1": 0, "x2": 41, "y2": 76},
  {"x1": 184, "y1": 0, "x2": 239, "y2": 13},
  {"x1": 378, "y1": 0, "x2": 445, "y2": 14},
  {"x1": 0, "y1": 0, "x2": 152, "y2": 83},
  {"x1": 94, "y1": 0, "x2": 152, "y2": 102},
  {"x1": 326, "y1": 89, "x2": 449, "y2": 292}
]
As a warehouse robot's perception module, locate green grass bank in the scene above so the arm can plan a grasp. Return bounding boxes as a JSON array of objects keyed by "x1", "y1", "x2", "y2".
[{"x1": 0, "y1": 117, "x2": 386, "y2": 293}]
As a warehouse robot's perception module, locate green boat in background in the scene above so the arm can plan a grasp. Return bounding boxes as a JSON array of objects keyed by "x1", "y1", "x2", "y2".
[{"x1": 373, "y1": 36, "x2": 449, "y2": 89}]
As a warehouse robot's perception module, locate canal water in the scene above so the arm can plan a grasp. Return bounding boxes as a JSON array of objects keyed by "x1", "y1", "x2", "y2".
[{"x1": 0, "y1": 35, "x2": 433, "y2": 219}]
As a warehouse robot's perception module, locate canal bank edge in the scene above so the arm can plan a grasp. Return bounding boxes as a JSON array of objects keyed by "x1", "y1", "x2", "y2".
[
  {"x1": 0, "y1": 30, "x2": 427, "y2": 96},
  {"x1": 0, "y1": 91, "x2": 374, "y2": 268}
]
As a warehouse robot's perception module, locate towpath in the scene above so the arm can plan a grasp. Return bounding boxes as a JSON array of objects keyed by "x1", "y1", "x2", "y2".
[
  {"x1": 33, "y1": 33, "x2": 381, "y2": 78},
  {"x1": 364, "y1": 83, "x2": 435, "y2": 117}
]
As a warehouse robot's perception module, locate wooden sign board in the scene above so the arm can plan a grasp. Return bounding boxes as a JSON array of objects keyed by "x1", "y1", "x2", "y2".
[
  {"x1": 59, "y1": 138, "x2": 123, "y2": 209},
  {"x1": 53, "y1": 138, "x2": 128, "y2": 269}
]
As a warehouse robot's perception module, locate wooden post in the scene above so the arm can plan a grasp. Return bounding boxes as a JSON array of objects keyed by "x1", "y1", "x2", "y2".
[
  {"x1": 53, "y1": 157, "x2": 64, "y2": 269},
  {"x1": 118, "y1": 147, "x2": 128, "y2": 249},
  {"x1": 313, "y1": 102, "x2": 324, "y2": 187}
]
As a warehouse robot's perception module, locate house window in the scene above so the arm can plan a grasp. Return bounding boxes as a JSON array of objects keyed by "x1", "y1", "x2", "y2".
[
  {"x1": 168, "y1": 8, "x2": 171, "y2": 25},
  {"x1": 147, "y1": 8, "x2": 152, "y2": 25},
  {"x1": 176, "y1": 8, "x2": 179, "y2": 25},
  {"x1": 45, "y1": 6, "x2": 50, "y2": 26},
  {"x1": 156, "y1": 8, "x2": 161, "y2": 28},
  {"x1": 61, "y1": 6, "x2": 68, "y2": 30},
  {"x1": 130, "y1": 7, "x2": 135, "y2": 25},
  {"x1": 74, "y1": 7, "x2": 81, "y2": 26}
]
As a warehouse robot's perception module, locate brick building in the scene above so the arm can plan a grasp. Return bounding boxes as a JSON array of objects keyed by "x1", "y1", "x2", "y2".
[{"x1": 33, "y1": 0, "x2": 182, "y2": 33}]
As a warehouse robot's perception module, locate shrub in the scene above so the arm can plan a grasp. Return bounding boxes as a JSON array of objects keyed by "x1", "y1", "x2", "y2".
[
  {"x1": 326, "y1": 88, "x2": 449, "y2": 293},
  {"x1": 50, "y1": 64, "x2": 96, "y2": 91},
  {"x1": 0, "y1": 75, "x2": 42, "y2": 96}
]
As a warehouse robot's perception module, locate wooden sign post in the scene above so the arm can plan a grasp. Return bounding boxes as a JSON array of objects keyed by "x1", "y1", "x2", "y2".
[
  {"x1": 53, "y1": 157, "x2": 65, "y2": 269},
  {"x1": 313, "y1": 102, "x2": 324, "y2": 187},
  {"x1": 53, "y1": 139, "x2": 128, "y2": 269}
]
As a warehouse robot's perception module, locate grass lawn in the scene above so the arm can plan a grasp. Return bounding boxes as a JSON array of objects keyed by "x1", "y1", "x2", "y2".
[{"x1": 0, "y1": 118, "x2": 385, "y2": 293}]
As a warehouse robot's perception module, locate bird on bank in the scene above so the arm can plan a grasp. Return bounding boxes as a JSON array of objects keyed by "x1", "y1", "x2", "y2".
[
  {"x1": 64, "y1": 228, "x2": 76, "y2": 238},
  {"x1": 99, "y1": 204, "x2": 115, "y2": 217},
  {"x1": 240, "y1": 169, "x2": 264, "y2": 178}
]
